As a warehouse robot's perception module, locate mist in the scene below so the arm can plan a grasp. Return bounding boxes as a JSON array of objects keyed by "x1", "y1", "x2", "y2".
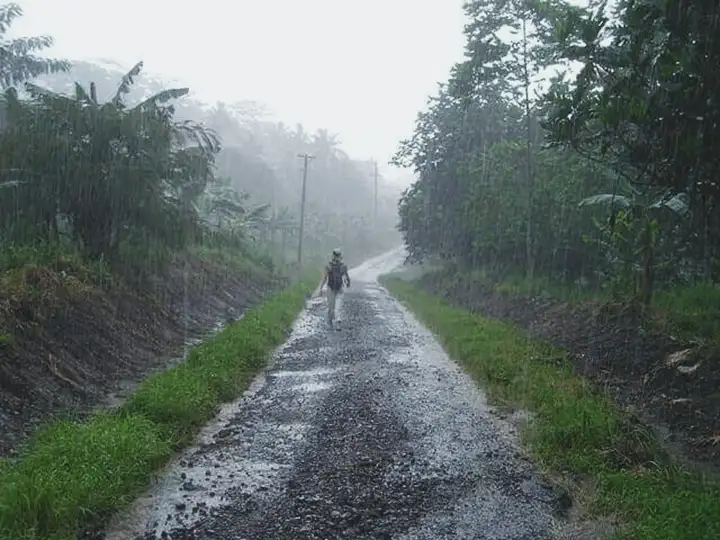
[
  {"x1": 12, "y1": 0, "x2": 466, "y2": 176},
  {"x1": 8, "y1": 0, "x2": 469, "y2": 263},
  {"x1": 3, "y1": 1, "x2": 719, "y2": 539}
]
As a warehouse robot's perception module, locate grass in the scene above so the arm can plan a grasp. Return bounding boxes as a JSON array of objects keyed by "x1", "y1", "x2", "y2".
[
  {"x1": 494, "y1": 271, "x2": 605, "y2": 305},
  {"x1": 190, "y1": 243, "x2": 272, "y2": 276},
  {"x1": 0, "y1": 241, "x2": 114, "y2": 292},
  {"x1": 440, "y1": 265, "x2": 720, "y2": 346},
  {"x1": 382, "y1": 276, "x2": 720, "y2": 540},
  {"x1": 0, "y1": 278, "x2": 315, "y2": 540},
  {"x1": 0, "y1": 240, "x2": 281, "y2": 321},
  {"x1": 498, "y1": 271, "x2": 720, "y2": 347},
  {"x1": 653, "y1": 282, "x2": 720, "y2": 345},
  {"x1": 431, "y1": 266, "x2": 605, "y2": 305}
]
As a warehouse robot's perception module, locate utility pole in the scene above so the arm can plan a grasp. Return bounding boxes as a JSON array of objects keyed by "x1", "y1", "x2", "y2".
[
  {"x1": 297, "y1": 152, "x2": 315, "y2": 266},
  {"x1": 373, "y1": 159, "x2": 379, "y2": 228}
]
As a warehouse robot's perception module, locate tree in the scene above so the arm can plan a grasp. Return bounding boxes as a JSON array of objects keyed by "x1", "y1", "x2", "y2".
[
  {"x1": 393, "y1": 0, "x2": 720, "y2": 311},
  {"x1": 543, "y1": 0, "x2": 720, "y2": 282},
  {"x1": 0, "y1": 61, "x2": 220, "y2": 260},
  {"x1": 198, "y1": 176, "x2": 270, "y2": 246},
  {"x1": 0, "y1": 3, "x2": 70, "y2": 89},
  {"x1": 0, "y1": 45, "x2": 400, "y2": 272}
]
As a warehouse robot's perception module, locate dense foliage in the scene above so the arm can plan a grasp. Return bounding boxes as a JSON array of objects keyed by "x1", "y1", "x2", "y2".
[
  {"x1": 395, "y1": 0, "x2": 720, "y2": 306},
  {"x1": 35, "y1": 59, "x2": 401, "y2": 264},
  {"x1": 0, "y1": 62, "x2": 223, "y2": 259},
  {"x1": 187, "y1": 107, "x2": 402, "y2": 262},
  {"x1": 0, "y1": 3, "x2": 400, "y2": 276}
]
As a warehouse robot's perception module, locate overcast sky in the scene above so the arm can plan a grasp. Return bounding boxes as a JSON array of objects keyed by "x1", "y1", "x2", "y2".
[{"x1": 12, "y1": 0, "x2": 467, "y2": 182}]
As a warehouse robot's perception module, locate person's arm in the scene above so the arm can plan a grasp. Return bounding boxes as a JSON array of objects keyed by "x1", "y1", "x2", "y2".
[{"x1": 343, "y1": 266, "x2": 350, "y2": 287}]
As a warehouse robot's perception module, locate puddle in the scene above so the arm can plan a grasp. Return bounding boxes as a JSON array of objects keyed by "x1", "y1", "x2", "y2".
[
  {"x1": 270, "y1": 366, "x2": 338, "y2": 378},
  {"x1": 289, "y1": 381, "x2": 332, "y2": 393},
  {"x1": 387, "y1": 350, "x2": 415, "y2": 364},
  {"x1": 488, "y1": 407, "x2": 537, "y2": 442}
]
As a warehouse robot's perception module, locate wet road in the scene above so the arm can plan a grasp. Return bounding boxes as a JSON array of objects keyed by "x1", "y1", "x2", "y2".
[{"x1": 106, "y1": 249, "x2": 568, "y2": 540}]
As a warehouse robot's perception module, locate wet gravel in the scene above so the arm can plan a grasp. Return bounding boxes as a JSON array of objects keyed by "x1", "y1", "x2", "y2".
[{"x1": 105, "y1": 250, "x2": 570, "y2": 540}]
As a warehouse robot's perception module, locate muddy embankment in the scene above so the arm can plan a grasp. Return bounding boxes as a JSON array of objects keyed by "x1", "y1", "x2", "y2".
[
  {"x1": 415, "y1": 270, "x2": 720, "y2": 470},
  {"x1": 0, "y1": 253, "x2": 283, "y2": 457}
]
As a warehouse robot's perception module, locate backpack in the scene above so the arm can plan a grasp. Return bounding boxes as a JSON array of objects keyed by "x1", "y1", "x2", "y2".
[{"x1": 327, "y1": 261, "x2": 345, "y2": 291}]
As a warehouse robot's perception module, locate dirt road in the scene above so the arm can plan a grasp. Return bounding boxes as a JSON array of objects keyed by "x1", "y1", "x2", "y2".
[{"x1": 105, "y1": 249, "x2": 568, "y2": 539}]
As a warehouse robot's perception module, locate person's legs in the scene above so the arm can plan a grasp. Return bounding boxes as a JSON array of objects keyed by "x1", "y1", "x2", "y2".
[{"x1": 327, "y1": 288, "x2": 337, "y2": 323}]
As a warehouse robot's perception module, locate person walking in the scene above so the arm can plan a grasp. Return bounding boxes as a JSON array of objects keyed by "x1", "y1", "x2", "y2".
[{"x1": 319, "y1": 249, "x2": 350, "y2": 325}]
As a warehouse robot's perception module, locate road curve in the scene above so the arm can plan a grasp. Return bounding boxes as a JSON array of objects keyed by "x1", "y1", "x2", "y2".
[{"x1": 105, "y1": 249, "x2": 568, "y2": 540}]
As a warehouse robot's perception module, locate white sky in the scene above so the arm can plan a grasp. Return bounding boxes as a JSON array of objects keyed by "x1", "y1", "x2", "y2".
[{"x1": 12, "y1": 0, "x2": 467, "y2": 184}]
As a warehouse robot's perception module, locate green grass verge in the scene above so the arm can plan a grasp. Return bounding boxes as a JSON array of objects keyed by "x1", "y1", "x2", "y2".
[
  {"x1": 435, "y1": 266, "x2": 720, "y2": 346},
  {"x1": 493, "y1": 271, "x2": 605, "y2": 305},
  {"x1": 0, "y1": 279, "x2": 315, "y2": 540},
  {"x1": 430, "y1": 266, "x2": 606, "y2": 305},
  {"x1": 652, "y1": 282, "x2": 720, "y2": 345},
  {"x1": 381, "y1": 276, "x2": 720, "y2": 540}
]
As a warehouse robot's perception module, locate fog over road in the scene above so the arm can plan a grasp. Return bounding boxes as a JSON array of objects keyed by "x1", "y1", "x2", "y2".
[{"x1": 105, "y1": 248, "x2": 568, "y2": 540}]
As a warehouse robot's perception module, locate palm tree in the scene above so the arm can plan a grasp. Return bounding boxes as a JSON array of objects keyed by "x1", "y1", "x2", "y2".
[
  {"x1": 311, "y1": 128, "x2": 348, "y2": 162},
  {"x1": 292, "y1": 123, "x2": 310, "y2": 149}
]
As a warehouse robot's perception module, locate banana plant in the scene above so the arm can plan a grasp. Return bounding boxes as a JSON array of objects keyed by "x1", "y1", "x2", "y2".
[
  {"x1": 0, "y1": 61, "x2": 219, "y2": 257},
  {"x1": 579, "y1": 181, "x2": 689, "y2": 308},
  {"x1": 198, "y1": 176, "x2": 270, "y2": 242}
]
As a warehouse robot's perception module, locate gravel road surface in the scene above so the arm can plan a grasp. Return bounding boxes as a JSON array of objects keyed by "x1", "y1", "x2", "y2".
[{"x1": 104, "y1": 249, "x2": 570, "y2": 540}]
